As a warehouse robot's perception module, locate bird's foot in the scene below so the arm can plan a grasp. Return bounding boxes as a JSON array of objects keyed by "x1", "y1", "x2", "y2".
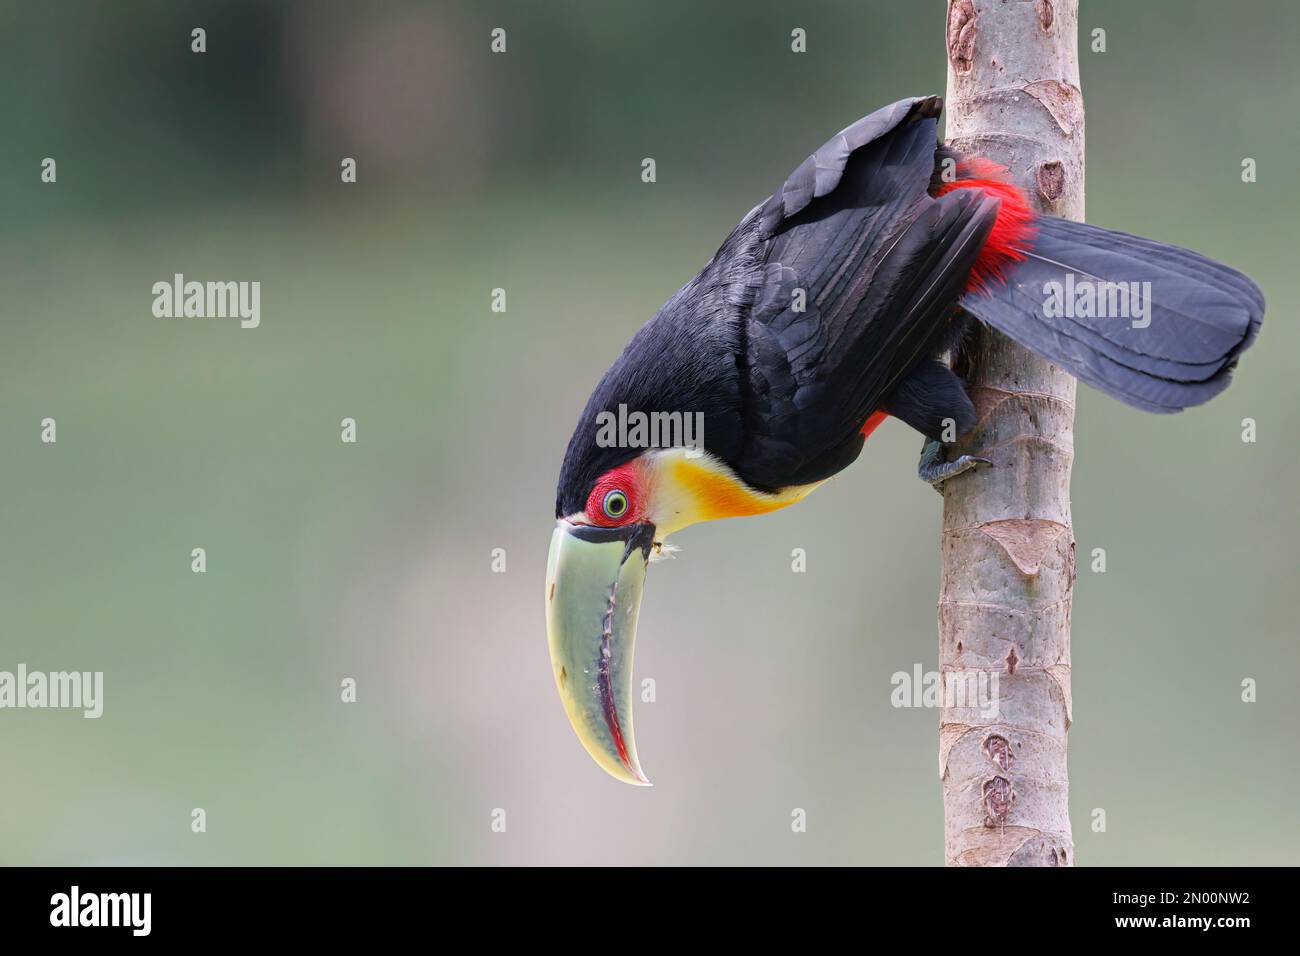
[{"x1": 918, "y1": 438, "x2": 991, "y2": 493}]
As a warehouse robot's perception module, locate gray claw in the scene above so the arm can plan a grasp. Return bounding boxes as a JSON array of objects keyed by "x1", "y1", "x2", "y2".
[{"x1": 918, "y1": 439, "x2": 992, "y2": 492}]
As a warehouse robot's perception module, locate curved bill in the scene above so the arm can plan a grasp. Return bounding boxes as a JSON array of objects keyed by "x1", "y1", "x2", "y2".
[{"x1": 545, "y1": 519, "x2": 655, "y2": 786}]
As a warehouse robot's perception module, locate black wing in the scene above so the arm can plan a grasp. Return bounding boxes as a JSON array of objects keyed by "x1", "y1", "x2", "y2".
[{"x1": 729, "y1": 96, "x2": 998, "y2": 489}]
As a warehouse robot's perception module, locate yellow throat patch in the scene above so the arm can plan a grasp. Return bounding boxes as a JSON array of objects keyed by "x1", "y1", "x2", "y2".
[{"x1": 648, "y1": 449, "x2": 822, "y2": 538}]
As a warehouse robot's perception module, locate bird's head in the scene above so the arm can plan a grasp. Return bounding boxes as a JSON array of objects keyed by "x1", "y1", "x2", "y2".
[{"x1": 546, "y1": 401, "x2": 817, "y2": 785}]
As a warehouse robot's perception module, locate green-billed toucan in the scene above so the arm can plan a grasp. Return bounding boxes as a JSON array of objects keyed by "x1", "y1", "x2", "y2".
[{"x1": 545, "y1": 96, "x2": 1264, "y2": 785}]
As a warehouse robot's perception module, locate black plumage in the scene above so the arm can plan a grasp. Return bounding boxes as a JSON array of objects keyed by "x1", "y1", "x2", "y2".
[
  {"x1": 555, "y1": 96, "x2": 1264, "y2": 516},
  {"x1": 961, "y1": 217, "x2": 1264, "y2": 411}
]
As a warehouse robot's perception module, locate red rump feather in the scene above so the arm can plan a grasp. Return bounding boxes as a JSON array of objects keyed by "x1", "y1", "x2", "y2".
[
  {"x1": 935, "y1": 158, "x2": 1037, "y2": 294},
  {"x1": 856, "y1": 161, "x2": 1035, "y2": 437},
  {"x1": 859, "y1": 408, "x2": 889, "y2": 439}
]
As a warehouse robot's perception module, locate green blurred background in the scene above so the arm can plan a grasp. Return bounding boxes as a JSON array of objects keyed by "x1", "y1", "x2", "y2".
[{"x1": 2, "y1": 0, "x2": 1296, "y2": 865}]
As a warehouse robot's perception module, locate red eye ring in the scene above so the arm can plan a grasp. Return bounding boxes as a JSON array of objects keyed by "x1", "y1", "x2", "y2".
[{"x1": 585, "y1": 463, "x2": 641, "y2": 527}]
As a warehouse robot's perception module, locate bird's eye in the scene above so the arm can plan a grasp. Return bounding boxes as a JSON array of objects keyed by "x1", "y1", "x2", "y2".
[{"x1": 602, "y1": 489, "x2": 629, "y2": 519}]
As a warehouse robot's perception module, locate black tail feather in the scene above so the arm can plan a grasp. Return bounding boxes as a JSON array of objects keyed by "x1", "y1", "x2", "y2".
[{"x1": 959, "y1": 217, "x2": 1264, "y2": 412}]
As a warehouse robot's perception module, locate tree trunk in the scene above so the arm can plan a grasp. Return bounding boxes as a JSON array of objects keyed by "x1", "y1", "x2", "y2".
[{"x1": 937, "y1": 0, "x2": 1082, "y2": 867}]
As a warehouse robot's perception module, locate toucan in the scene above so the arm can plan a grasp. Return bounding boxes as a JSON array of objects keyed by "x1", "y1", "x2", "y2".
[{"x1": 545, "y1": 96, "x2": 1264, "y2": 785}]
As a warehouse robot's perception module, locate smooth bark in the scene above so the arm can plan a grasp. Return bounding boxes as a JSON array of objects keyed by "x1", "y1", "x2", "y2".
[{"x1": 938, "y1": 0, "x2": 1082, "y2": 867}]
